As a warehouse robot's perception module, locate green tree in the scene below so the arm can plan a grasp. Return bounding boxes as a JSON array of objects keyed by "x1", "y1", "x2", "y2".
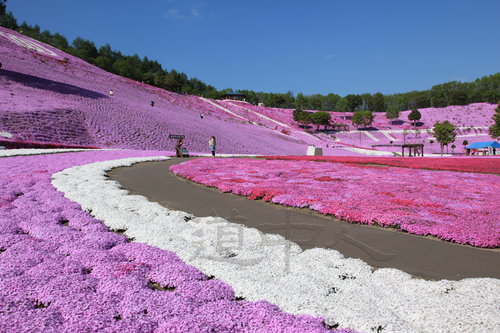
[
  {"x1": 311, "y1": 111, "x2": 331, "y2": 131},
  {"x1": 264, "y1": 91, "x2": 295, "y2": 108},
  {"x1": 462, "y1": 140, "x2": 469, "y2": 148},
  {"x1": 322, "y1": 93, "x2": 340, "y2": 111},
  {"x1": 430, "y1": 80, "x2": 470, "y2": 107},
  {"x1": 484, "y1": 90, "x2": 500, "y2": 103},
  {"x1": 98, "y1": 44, "x2": 114, "y2": 59},
  {"x1": 430, "y1": 84, "x2": 448, "y2": 107},
  {"x1": 352, "y1": 110, "x2": 374, "y2": 128},
  {"x1": 386, "y1": 105, "x2": 400, "y2": 124},
  {"x1": 153, "y1": 70, "x2": 166, "y2": 87},
  {"x1": 352, "y1": 112, "x2": 363, "y2": 128},
  {"x1": 335, "y1": 98, "x2": 350, "y2": 120},
  {"x1": 0, "y1": 10, "x2": 17, "y2": 29},
  {"x1": 489, "y1": 104, "x2": 500, "y2": 138},
  {"x1": 295, "y1": 93, "x2": 307, "y2": 109},
  {"x1": 414, "y1": 91, "x2": 431, "y2": 108},
  {"x1": 293, "y1": 108, "x2": 311, "y2": 128},
  {"x1": 369, "y1": 92, "x2": 386, "y2": 113},
  {"x1": 162, "y1": 70, "x2": 183, "y2": 92},
  {"x1": 0, "y1": 0, "x2": 7, "y2": 16},
  {"x1": 345, "y1": 94, "x2": 362, "y2": 112},
  {"x1": 300, "y1": 112, "x2": 312, "y2": 129},
  {"x1": 360, "y1": 93, "x2": 372, "y2": 111},
  {"x1": 95, "y1": 56, "x2": 114, "y2": 71},
  {"x1": 50, "y1": 33, "x2": 69, "y2": 50},
  {"x1": 362, "y1": 110, "x2": 374, "y2": 127},
  {"x1": 408, "y1": 108, "x2": 422, "y2": 127},
  {"x1": 292, "y1": 107, "x2": 303, "y2": 123},
  {"x1": 111, "y1": 56, "x2": 143, "y2": 81},
  {"x1": 433, "y1": 121, "x2": 457, "y2": 155},
  {"x1": 309, "y1": 94, "x2": 322, "y2": 110},
  {"x1": 70, "y1": 37, "x2": 98, "y2": 63},
  {"x1": 473, "y1": 73, "x2": 500, "y2": 103},
  {"x1": 450, "y1": 89, "x2": 468, "y2": 105}
]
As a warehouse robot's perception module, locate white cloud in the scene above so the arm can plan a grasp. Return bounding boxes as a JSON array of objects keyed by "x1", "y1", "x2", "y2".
[
  {"x1": 163, "y1": 2, "x2": 204, "y2": 21},
  {"x1": 164, "y1": 8, "x2": 182, "y2": 20},
  {"x1": 190, "y1": 6, "x2": 202, "y2": 18}
]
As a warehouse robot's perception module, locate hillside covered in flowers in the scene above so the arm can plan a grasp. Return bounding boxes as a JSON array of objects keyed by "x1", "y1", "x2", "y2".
[{"x1": 1, "y1": 26, "x2": 497, "y2": 156}]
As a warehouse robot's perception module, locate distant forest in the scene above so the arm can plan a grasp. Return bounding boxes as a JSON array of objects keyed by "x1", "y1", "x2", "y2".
[{"x1": 1, "y1": 2, "x2": 499, "y2": 111}]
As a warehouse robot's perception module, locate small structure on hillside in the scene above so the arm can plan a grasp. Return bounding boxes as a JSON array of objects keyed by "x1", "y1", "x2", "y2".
[
  {"x1": 401, "y1": 144, "x2": 424, "y2": 157},
  {"x1": 466, "y1": 141, "x2": 500, "y2": 156},
  {"x1": 373, "y1": 143, "x2": 424, "y2": 156},
  {"x1": 221, "y1": 92, "x2": 246, "y2": 101},
  {"x1": 307, "y1": 145, "x2": 323, "y2": 156}
]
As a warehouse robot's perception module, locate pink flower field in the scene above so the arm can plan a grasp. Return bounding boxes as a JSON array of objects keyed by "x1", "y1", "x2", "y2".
[
  {"x1": 170, "y1": 158, "x2": 500, "y2": 248},
  {"x1": 0, "y1": 151, "x2": 355, "y2": 333},
  {"x1": 264, "y1": 156, "x2": 500, "y2": 174},
  {"x1": 1, "y1": 16, "x2": 499, "y2": 333}
]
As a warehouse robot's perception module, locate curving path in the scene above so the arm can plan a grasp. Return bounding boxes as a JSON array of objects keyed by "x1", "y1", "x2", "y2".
[{"x1": 109, "y1": 158, "x2": 500, "y2": 281}]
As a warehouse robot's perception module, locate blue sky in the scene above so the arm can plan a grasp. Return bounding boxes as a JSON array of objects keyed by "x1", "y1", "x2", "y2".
[{"x1": 7, "y1": 0, "x2": 500, "y2": 95}]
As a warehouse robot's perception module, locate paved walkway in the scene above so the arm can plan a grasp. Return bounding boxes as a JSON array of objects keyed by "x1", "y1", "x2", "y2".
[{"x1": 108, "y1": 158, "x2": 500, "y2": 280}]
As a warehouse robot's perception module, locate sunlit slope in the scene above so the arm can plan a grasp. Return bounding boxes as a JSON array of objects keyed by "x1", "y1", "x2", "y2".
[{"x1": 0, "y1": 27, "x2": 305, "y2": 154}]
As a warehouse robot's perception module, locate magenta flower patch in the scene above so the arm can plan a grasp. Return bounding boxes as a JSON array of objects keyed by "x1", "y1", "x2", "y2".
[
  {"x1": 264, "y1": 155, "x2": 500, "y2": 174},
  {"x1": 171, "y1": 158, "x2": 500, "y2": 247}
]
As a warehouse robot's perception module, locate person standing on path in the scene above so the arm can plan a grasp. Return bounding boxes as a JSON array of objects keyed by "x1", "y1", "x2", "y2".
[{"x1": 209, "y1": 136, "x2": 216, "y2": 157}]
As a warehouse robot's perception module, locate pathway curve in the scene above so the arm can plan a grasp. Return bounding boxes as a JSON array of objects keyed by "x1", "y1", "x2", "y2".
[{"x1": 108, "y1": 158, "x2": 500, "y2": 281}]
